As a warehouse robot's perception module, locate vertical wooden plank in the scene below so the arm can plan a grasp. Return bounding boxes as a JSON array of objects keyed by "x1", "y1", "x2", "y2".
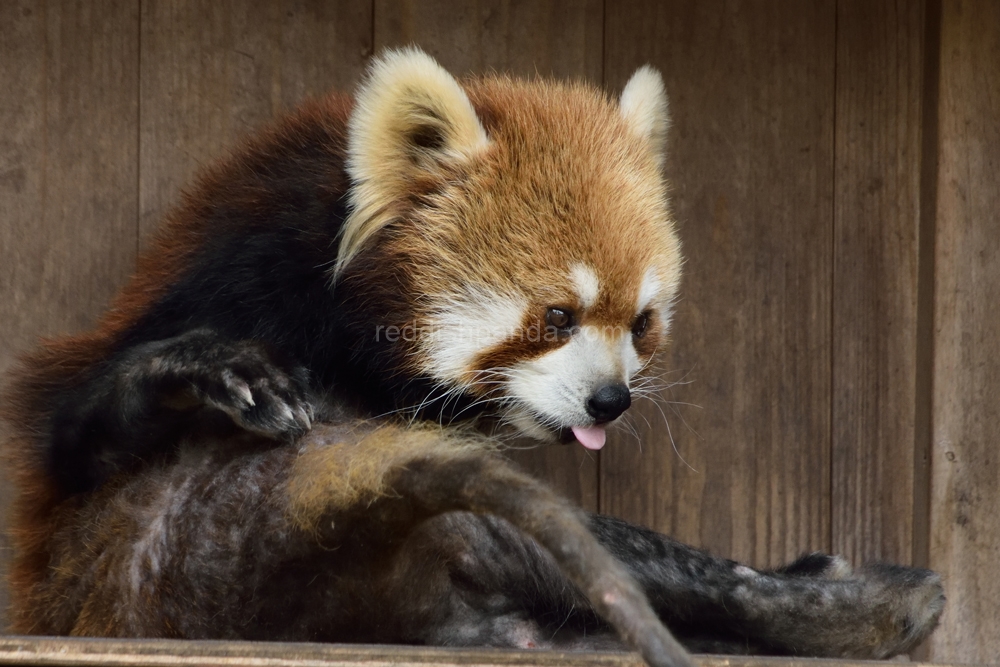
[
  {"x1": 601, "y1": 0, "x2": 835, "y2": 567},
  {"x1": 930, "y1": 0, "x2": 1000, "y2": 662},
  {"x1": 0, "y1": 0, "x2": 44, "y2": 629},
  {"x1": 139, "y1": 0, "x2": 373, "y2": 239},
  {"x1": 374, "y1": 0, "x2": 603, "y2": 80},
  {"x1": 0, "y1": 466, "x2": 9, "y2": 623},
  {"x1": 0, "y1": 1, "x2": 141, "y2": 368},
  {"x1": 374, "y1": 0, "x2": 604, "y2": 511},
  {"x1": 0, "y1": 0, "x2": 140, "y2": 629},
  {"x1": 831, "y1": 1, "x2": 926, "y2": 566}
]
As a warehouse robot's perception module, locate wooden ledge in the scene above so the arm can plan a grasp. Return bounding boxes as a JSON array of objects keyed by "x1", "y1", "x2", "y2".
[{"x1": 0, "y1": 638, "x2": 983, "y2": 667}]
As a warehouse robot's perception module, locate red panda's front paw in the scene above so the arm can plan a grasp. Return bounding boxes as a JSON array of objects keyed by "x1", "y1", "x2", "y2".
[
  {"x1": 143, "y1": 329, "x2": 315, "y2": 440},
  {"x1": 199, "y1": 350, "x2": 315, "y2": 440}
]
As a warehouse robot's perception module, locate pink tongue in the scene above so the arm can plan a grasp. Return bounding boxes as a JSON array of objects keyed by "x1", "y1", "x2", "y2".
[{"x1": 571, "y1": 425, "x2": 607, "y2": 450}]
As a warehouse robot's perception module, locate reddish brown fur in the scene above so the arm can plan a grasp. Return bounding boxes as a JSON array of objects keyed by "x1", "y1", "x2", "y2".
[
  {"x1": 0, "y1": 95, "x2": 355, "y2": 632},
  {"x1": 459, "y1": 78, "x2": 676, "y2": 317},
  {"x1": 385, "y1": 79, "x2": 677, "y2": 377}
]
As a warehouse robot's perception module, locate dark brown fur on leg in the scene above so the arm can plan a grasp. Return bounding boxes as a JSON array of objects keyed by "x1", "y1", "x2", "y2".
[
  {"x1": 288, "y1": 424, "x2": 692, "y2": 667},
  {"x1": 381, "y1": 457, "x2": 689, "y2": 667},
  {"x1": 7, "y1": 418, "x2": 941, "y2": 662},
  {"x1": 587, "y1": 516, "x2": 944, "y2": 657},
  {"x1": 15, "y1": 423, "x2": 689, "y2": 666}
]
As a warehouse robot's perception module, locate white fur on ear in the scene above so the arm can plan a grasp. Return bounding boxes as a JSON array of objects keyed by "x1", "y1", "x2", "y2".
[
  {"x1": 336, "y1": 47, "x2": 490, "y2": 278},
  {"x1": 619, "y1": 65, "x2": 670, "y2": 168}
]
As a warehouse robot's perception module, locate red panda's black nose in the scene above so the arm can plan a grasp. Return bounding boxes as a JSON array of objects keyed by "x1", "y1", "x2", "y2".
[{"x1": 586, "y1": 384, "x2": 631, "y2": 423}]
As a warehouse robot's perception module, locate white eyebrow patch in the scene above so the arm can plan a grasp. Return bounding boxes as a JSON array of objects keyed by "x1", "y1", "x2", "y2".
[
  {"x1": 570, "y1": 263, "x2": 600, "y2": 309},
  {"x1": 637, "y1": 266, "x2": 661, "y2": 312}
]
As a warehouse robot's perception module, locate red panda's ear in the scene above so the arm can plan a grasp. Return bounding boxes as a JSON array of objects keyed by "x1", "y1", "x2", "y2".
[
  {"x1": 336, "y1": 47, "x2": 490, "y2": 277},
  {"x1": 619, "y1": 66, "x2": 670, "y2": 170}
]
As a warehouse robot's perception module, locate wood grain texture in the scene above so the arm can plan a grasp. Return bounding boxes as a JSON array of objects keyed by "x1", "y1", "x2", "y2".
[
  {"x1": 830, "y1": 0, "x2": 926, "y2": 566},
  {"x1": 0, "y1": 0, "x2": 140, "y2": 631},
  {"x1": 138, "y1": 0, "x2": 373, "y2": 239},
  {"x1": 600, "y1": 0, "x2": 835, "y2": 567},
  {"x1": 0, "y1": 0, "x2": 140, "y2": 370},
  {"x1": 373, "y1": 0, "x2": 603, "y2": 80},
  {"x1": 929, "y1": 0, "x2": 1000, "y2": 661},
  {"x1": 374, "y1": 0, "x2": 604, "y2": 511}
]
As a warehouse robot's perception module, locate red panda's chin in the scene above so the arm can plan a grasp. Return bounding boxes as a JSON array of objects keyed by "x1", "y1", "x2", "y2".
[
  {"x1": 556, "y1": 428, "x2": 579, "y2": 445},
  {"x1": 501, "y1": 409, "x2": 563, "y2": 444},
  {"x1": 500, "y1": 406, "x2": 608, "y2": 449}
]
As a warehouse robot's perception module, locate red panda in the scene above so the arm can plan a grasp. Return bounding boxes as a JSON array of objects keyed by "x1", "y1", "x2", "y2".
[{"x1": 1, "y1": 48, "x2": 943, "y2": 663}]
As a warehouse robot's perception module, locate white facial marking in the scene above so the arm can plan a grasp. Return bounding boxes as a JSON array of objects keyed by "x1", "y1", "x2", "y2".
[
  {"x1": 622, "y1": 331, "x2": 643, "y2": 378},
  {"x1": 507, "y1": 325, "x2": 640, "y2": 433},
  {"x1": 642, "y1": 265, "x2": 679, "y2": 338},
  {"x1": 570, "y1": 263, "x2": 600, "y2": 309},
  {"x1": 423, "y1": 288, "x2": 528, "y2": 383},
  {"x1": 637, "y1": 266, "x2": 661, "y2": 312}
]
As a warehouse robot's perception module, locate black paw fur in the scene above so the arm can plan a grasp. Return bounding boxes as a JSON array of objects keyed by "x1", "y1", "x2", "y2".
[
  {"x1": 139, "y1": 329, "x2": 315, "y2": 439},
  {"x1": 48, "y1": 328, "x2": 315, "y2": 493}
]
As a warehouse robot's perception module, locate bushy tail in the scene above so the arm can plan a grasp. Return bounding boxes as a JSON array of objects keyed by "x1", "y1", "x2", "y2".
[{"x1": 286, "y1": 423, "x2": 692, "y2": 667}]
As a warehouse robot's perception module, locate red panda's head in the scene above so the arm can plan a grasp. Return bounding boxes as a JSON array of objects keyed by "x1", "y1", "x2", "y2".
[{"x1": 336, "y1": 49, "x2": 681, "y2": 450}]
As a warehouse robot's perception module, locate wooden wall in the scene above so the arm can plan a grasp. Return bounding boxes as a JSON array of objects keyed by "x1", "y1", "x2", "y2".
[{"x1": 1, "y1": 1, "x2": 997, "y2": 663}]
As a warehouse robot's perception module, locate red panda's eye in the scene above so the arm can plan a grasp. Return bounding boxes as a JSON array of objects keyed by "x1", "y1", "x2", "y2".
[
  {"x1": 632, "y1": 312, "x2": 650, "y2": 338},
  {"x1": 546, "y1": 308, "x2": 574, "y2": 331}
]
